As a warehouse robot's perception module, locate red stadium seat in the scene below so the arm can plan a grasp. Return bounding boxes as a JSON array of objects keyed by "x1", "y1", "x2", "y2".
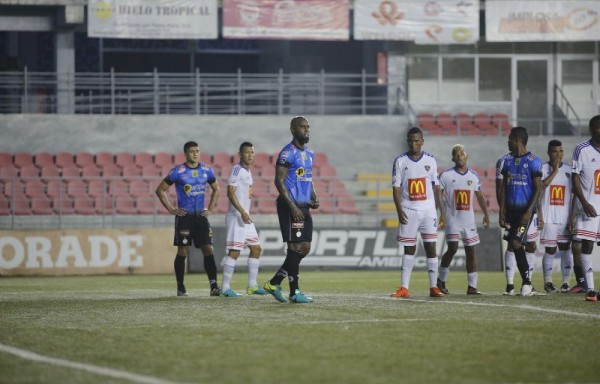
[
  {"x1": 114, "y1": 197, "x2": 137, "y2": 214},
  {"x1": 455, "y1": 113, "x2": 478, "y2": 135},
  {"x1": 73, "y1": 197, "x2": 96, "y2": 215},
  {"x1": 0, "y1": 152, "x2": 12, "y2": 167},
  {"x1": 19, "y1": 165, "x2": 40, "y2": 178},
  {"x1": 436, "y1": 113, "x2": 457, "y2": 133},
  {"x1": 109, "y1": 179, "x2": 129, "y2": 197},
  {"x1": 95, "y1": 196, "x2": 113, "y2": 214},
  {"x1": 87, "y1": 179, "x2": 107, "y2": 198},
  {"x1": 13, "y1": 152, "x2": 34, "y2": 169},
  {"x1": 260, "y1": 165, "x2": 275, "y2": 179},
  {"x1": 318, "y1": 164, "x2": 337, "y2": 178},
  {"x1": 0, "y1": 197, "x2": 11, "y2": 215},
  {"x1": 255, "y1": 198, "x2": 276, "y2": 214},
  {"x1": 81, "y1": 164, "x2": 102, "y2": 178},
  {"x1": 337, "y1": 196, "x2": 359, "y2": 214},
  {"x1": 140, "y1": 165, "x2": 161, "y2": 177},
  {"x1": 122, "y1": 165, "x2": 142, "y2": 177},
  {"x1": 67, "y1": 180, "x2": 88, "y2": 198},
  {"x1": 213, "y1": 152, "x2": 232, "y2": 167},
  {"x1": 315, "y1": 196, "x2": 335, "y2": 213},
  {"x1": 13, "y1": 195, "x2": 32, "y2": 215},
  {"x1": 34, "y1": 152, "x2": 54, "y2": 168},
  {"x1": 200, "y1": 152, "x2": 211, "y2": 164},
  {"x1": 253, "y1": 153, "x2": 271, "y2": 167},
  {"x1": 115, "y1": 152, "x2": 135, "y2": 168},
  {"x1": 134, "y1": 152, "x2": 154, "y2": 168},
  {"x1": 25, "y1": 180, "x2": 48, "y2": 198},
  {"x1": 491, "y1": 113, "x2": 511, "y2": 136},
  {"x1": 102, "y1": 164, "x2": 122, "y2": 178},
  {"x1": 31, "y1": 198, "x2": 54, "y2": 215},
  {"x1": 53, "y1": 197, "x2": 75, "y2": 215},
  {"x1": 129, "y1": 180, "x2": 152, "y2": 197},
  {"x1": 40, "y1": 164, "x2": 60, "y2": 179},
  {"x1": 0, "y1": 165, "x2": 19, "y2": 179},
  {"x1": 96, "y1": 152, "x2": 115, "y2": 168},
  {"x1": 75, "y1": 152, "x2": 95, "y2": 168},
  {"x1": 55, "y1": 152, "x2": 75, "y2": 169},
  {"x1": 173, "y1": 152, "x2": 186, "y2": 165},
  {"x1": 154, "y1": 152, "x2": 173, "y2": 169},
  {"x1": 61, "y1": 166, "x2": 81, "y2": 178},
  {"x1": 137, "y1": 198, "x2": 159, "y2": 215},
  {"x1": 45, "y1": 180, "x2": 65, "y2": 199}
]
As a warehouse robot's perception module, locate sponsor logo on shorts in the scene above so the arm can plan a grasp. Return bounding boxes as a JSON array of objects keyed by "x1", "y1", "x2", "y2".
[{"x1": 292, "y1": 222, "x2": 305, "y2": 229}]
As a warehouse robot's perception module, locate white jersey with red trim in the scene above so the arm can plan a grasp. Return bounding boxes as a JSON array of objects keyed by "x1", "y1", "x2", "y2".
[
  {"x1": 439, "y1": 167, "x2": 481, "y2": 228},
  {"x1": 571, "y1": 140, "x2": 600, "y2": 214},
  {"x1": 392, "y1": 151, "x2": 439, "y2": 211},
  {"x1": 540, "y1": 162, "x2": 571, "y2": 224},
  {"x1": 227, "y1": 163, "x2": 252, "y2": 215}
]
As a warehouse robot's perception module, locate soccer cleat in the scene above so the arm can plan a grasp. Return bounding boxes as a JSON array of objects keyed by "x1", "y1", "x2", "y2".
[
  {"x1": 503, "y1": 284, "x2": 515, "y2": 296},
  {"x1": 568, "y1": 285, "x2": 586, "y2": 294},
  {"x1": 466, "y1": 286, "x2": 482, "y2": 295},
  {"x1": 560, "y1": 283, "x2": 570, "y2": 293},
  {"x1": 520, "y1": 284, "x2": 533, "y2": 297},
  {"x1": 544, "y1": 282, "x2": 557, "y2": 293},
  {"x1": 390, "y1": 287, "x2": 411, "y2": 298},
  {"x1": 530, "y1": 286, "x2": 546, "y2": 296},
  {"x1": 429, "y1": 286, "x2": 445, "y2": 297},
  {"x1": 585, "y1": 290, "x2": 598, "y2": 302},
  {"x1": 263, "y1": 281, "x2": 288, "y2": 303},
  {"x1": 289, "y1": 289, "x2": 314, "y2": 303},
  {"x1": 220, "y1": 288, "x2": 242, "y2": 298},
  {"x1": 247, "y1": 286, "x2": 268, "y2": 295},
  {"x1": 210, "y1": 286, "x2": 222, "y2": 297},
  {"x1": 436, "y1": 279, "x2": 449, "y2": 294},
  {"x1": 177, "y1": 284, "x2": 188, "y2": 297}
]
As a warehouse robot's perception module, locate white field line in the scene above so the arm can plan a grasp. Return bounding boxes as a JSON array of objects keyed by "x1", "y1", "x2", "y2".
[
  {"x1": 338, "y1": 294, "x2": 600, "y2": 320},
  {"x1": 0, "y1": 343, "x2": 185, "y2": 384}
]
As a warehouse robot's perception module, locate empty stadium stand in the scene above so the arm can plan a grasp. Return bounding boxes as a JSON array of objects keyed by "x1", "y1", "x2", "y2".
[
  {"x1": 0, "y1": 151, "x2": 356, "y2": 216},
  {"x1": 417, "y1": 112, "x2": 512, "y2": 136}
]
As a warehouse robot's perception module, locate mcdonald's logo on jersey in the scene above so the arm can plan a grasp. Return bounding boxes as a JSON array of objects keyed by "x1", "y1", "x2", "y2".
[
  {"x1": 408, "y1": 177, "x2": 427, "y2": 201},
  {"x1": 550, "y1": 185, "x2": 565, "y2": 205},
  {"x1": 595, "y1": 170, "x2": 600, "y2": 194},
  {"x1": 454, "y1": 189, "x2": 470, "y2": 210}
]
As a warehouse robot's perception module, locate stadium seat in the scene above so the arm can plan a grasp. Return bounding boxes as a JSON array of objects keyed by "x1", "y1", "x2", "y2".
[
  {"x1": 20, "y1": 165, "x2": 40, "y2": 178},
  {"x1": 491, "y1": 113, "x2": 511, "y2": 136},
  {"x1": 337, "y1": 196, "x2": 359, "y2": 214},
  {"x1": 81, "y1": 164, "x2": 102, "y2": 178},
  {"x1": 13, "y1": 152, "x2": 34, "y2": 169},
  {"x1": 115, "y1": 152, "x2": 135, "y2": 168},
  {"x1": 67, "y1": 180, "x2": 88, "y2": 198},
  {"x1": 40, "y1": 164, "x2": 60, "y2": 179},
  {"x1": 122, "y1": 165, "x2": 142, "y2": 177},
  {"x1": 13, "y1": 195, "x2": 32, "y2": 215},
  {"x1": 45, "y1": 180, "x2": 64, "y2": 198},
  {"x1": 473, "y1": 113, "x2": 496, "y2": 135},
  {"x1": 129, "y1": 180, "x2": 152, "y2": 197},
  {"x1": 0, "y1": 152, "x2": 12, "y2": 167},
  {"x1": 172, "y1": 152, "x2": 185, "y2": 165},
  {"x1": 31, "y1": 198, "x2": 54, "y2": 215},
  {"x1": 95, "y1": 196, "x2": 113, "y2": 214},
  {"x1": 109, "y1": 179, "x2": 129, "y2": 197},
  {"x1": 96, "y1": 152, "x2": 115, "y2": 168},
  {"x1": 260, "y1": 165, "x2": 275, "y2": 179},
  {"x1": 213, "y1": 152, "x2": 232, "y2": 167},
  {"x1": 436, "y1": 113, "x2": 457, "y2": 133},
  {"x1": 255, "y1": 198, "x2": 276, "y2": 214},
  {"x1": 53, "y1": 197, "x2": 75, "y2": 215},
  {"x1": 75, "y1": 152, "x2": 95, "y2": 168},
  {"x1": 455, "y1": 113, "x2": 478, "y2": 135},
  {"x1": 140, "y1": 165, "x2": 161, "y2": 177},
  {"x1": 34, "y1": 152, "x2": 54, "y2": 168},
  {"x1": 315, "y1": 196, "x2": 335, "y2": 213},
  {"x1": 87, "y1": 179, "x2": 107, "y2": 198},
  {"x1": 318, "y1": 164, "x2": 337, "y2": 178},
  {"x1": 73, "y1": 197, "x2": 96, "y2": 215},
  {"x1": 215, "y1": 196, "x2": 229, "y2": 214},
  {"x1": 137, "y1": 198, "x2": 158, "y2": 215},
  {"x1": 0, "y1": 165, "x2": 18, "y2": 179},
  {"x1": 470, "y1": 166, "x2": 485, "y2": 177},
  {"x1": 24, "y1": 180, "x2": 48, "y2": 198},
  {"x1": 154, "y1": 152, "x2": 173, "y2": 169},
  {"x1": 61, "y1": 166, "x2": 81, "y2": 178},
  {"x1": 0, "y1": 198, "x2": 10, "y2": 215},
  {"x1": 134, "y1": 152, "x2": 154, "y2": 168},
  {"x1": 200, "y1": 152, "x2": 211, "y2": 164},
  {"x1": 114, "y1": 197, "x2": 137, "y2": 214},
  {"x1": 253, "y1": 153, "x2": 271, "y2": 167},
  {"x1": 102, "y1": 164, "x2": 122, "y2": 178},
  {"x1": 314, "y1": 152, "x2": 329, "y2": 165},
  {"x1": 55, "y1": 152, "x2": 75, "y2": 169}
]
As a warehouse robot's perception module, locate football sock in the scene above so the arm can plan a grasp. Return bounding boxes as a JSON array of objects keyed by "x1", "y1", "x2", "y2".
[
  {"x1": 286, "y1": 251, "x2": 303, "y2": 293},
  {"x1": 574, "y1": 265, "x2": 586, "y2": 288},
  {"x1": 401, "y1": 255, "x2": 415, "y2": 289},
  {"x1": 203, "y1": 254, "x2": 219, "y2": 289},
  {"x1": 580, "y1": 253, "x2": 594, "y2": 291},
  {"x1": 271, "y1": 249, "x2": 302, "y2": 286},
  {"x1": 221, "y1": 256, "x2": 237, "y2": 291},
  {"x1": 514, "y1": 247, "x2": 531, "y2": 284},
  {"x1": 526, "y1": 252, "x2": 535, "y2": 282},
  {"x1": 174, "y1": 254, "x2": 185, "y2": 285},
  {"x1": 542, "y1": 252, "x2": 554, "y2": 283},
  {"x1": 247, "y1": 257, "x2": 260, "y2": 288},
  {"x1": 560, "y1": 250, "x2": 573, "y2": 285},
  {"x1": 427, "y1": 258, "x2": 439, "y2": 288},
  {"x1": 467, "y1": 272, "x2": 478, "y2": 288},
  {"x1": 505, "y1": 251, "x2": 516, "y2": 285},
  {"x1": 438, "y1": 266, "x2": 450, "y2": 283}
]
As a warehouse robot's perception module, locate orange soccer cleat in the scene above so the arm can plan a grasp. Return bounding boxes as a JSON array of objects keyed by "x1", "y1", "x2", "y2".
[
  {"x1": 429, "y1": 286, "x2": 446, "y2": 297},
  {"x1": 390, "y1": 287, "x2": 411, "y2": 298}
]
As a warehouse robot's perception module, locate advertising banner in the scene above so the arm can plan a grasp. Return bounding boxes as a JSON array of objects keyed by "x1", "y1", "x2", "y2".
[
  {"x1": 354, "y1": 0, "x2": 479, "y2": 44},
  {"x1": 222, "y1": 0, "x2": 349, "y2": 40},
  {"x1": 0, "y1": 228, "x2": 174, "y2": 276},
  {"x1": 189, "y1": 227, "x2": 503, "y2": 272},
  {"x1": 87, "y1": 0, "x2": 218, "y2": 39},
  {"x1": 486, "y1": 0, "x2": 600, "y2": 42}
]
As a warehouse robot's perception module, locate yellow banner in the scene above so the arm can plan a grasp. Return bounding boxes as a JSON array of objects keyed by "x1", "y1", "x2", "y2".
[{"x1": 0, "y1": 228, "x2": 175, "y2": 276}]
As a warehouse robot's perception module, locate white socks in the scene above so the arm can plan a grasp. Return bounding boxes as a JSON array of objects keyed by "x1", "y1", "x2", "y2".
[
  {"x1": 438, "y1": 266, "x2": 450, "y2": 282},
  {"x1": 467, "y1": 272, "x2": 478, "y2": 288},
  {"x1": 560, "y1": 250, "x2": 573, "y2": 285},
  {"x1": 505, "y1": 251, "x2": 516, "y2": 285},
  {"x1": 401, "y1": 255, "x2": 415, "y2": 289},
  {"x1": 542, "y1": 252, "x2": 554, "y2": 283},
  {"x1": 427, "y1": 258, "x2": 439, "y2": 288},
  {"x1": 221, "y1": 256, "x2": 237, "y2": 291},
  {"x1": 581, "y1": 253, "x2": 594, "y2": 291},
  {"x1": 247, "y1": 257, "x2": 260, "y2": 288},
  {"x1": 526, "y1": 252, "x2": 536, "y2": 282}
]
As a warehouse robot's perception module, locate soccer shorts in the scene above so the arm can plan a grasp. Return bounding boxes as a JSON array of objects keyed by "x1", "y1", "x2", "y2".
[
  {"x1": 225, "y1": 213, "x2": 260, "y2": 251},
  {"x1": 173, "y1": 214, "x2": 213, "y2": 247},
  {"x1": 573, "y1": 214, "x2": 600, "y2": 242},
  {"x1": 397, "y1": 207, "x2": 438, "y2": 246},
  {"x1": 277, "y1": 197, "x2": 313, "y2": 243},
  {"x1": 504, "y1": 211, "x2": 537, "y2": 245},
  {"x1": 445, "y1": 224, "x2": 480, "y2": 247},
  {"x1": 540, "y1": 222, "x2": 571, "y2": 248}
]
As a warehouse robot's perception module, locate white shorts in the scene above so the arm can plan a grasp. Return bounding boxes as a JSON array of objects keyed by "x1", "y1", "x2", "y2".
[
  {"x1": 573, "y1": 214, "x2": 600, "y2": 242},
  {"x1": 540, "y1": 222, "x2": 571, "y2": 248},
  {"x1": 445, "y1": 224, "x2": 480, "y2": 246},
  {"x1": 225, "y1": 214, "x2": 260, "y2": 251},
  {"x1": 397, "y1": 207, "x2": 438, "y2": 246}
]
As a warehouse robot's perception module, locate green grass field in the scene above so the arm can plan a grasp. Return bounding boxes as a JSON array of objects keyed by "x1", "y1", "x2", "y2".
[{"x1": 1, "y1": 271, "x2": 599, "y2": 384}]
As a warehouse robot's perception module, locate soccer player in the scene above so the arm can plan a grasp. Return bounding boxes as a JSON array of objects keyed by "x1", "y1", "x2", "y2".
[
  {"x1": 155, "y1": 141, "x2": 221, "y2": 297},
  {"x1": 390, "y1": 127, "x2": 445, "y2": 298},
  {"x1": 221, "y1": 142, "x2": 267, "y2": 297},
  {"x1": 571, "y1": 115, "x2": 600, "y2": 302},
  {"x1": 499, "y1": 127, "x2": 543, "y2": 297},
  {"x1": 263, "y1": 116, "x2": 319, "y2": 304},
  {"x1": 496, "y1": 151, "x2": 541, "y2": 295},
  {"x1": 437, "y1": 144, "x2": 489, "y2": 295},
  {"x1": 539, "y1": 140, "x2": 573, "y2": 293}
]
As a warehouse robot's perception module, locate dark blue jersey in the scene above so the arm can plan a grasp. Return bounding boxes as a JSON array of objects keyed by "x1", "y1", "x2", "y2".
[
  {"x1": 276, "y1": 142, "x2": 314, "y2": 206},
  {"x1": 501, "y1": 152, "x2": 542, "y2": 211},
  {"x1": 165, "y1": 162, "x2": 216, "y2": 215}
]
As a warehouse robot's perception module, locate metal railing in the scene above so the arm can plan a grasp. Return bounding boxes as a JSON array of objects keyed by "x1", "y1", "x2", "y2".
[
  {"x1": 0, "y1": 68, "x2": 401, "y2": 115},
  {"x1": 553, "y1": 84, "x2": 582, "y2": 135}
]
